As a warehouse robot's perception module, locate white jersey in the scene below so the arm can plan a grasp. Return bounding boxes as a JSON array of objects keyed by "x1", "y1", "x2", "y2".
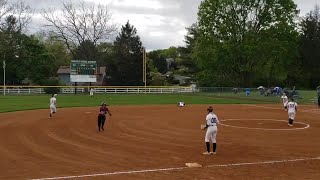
[
  {"x1": 206, "y1": 113, "x2": 219, "y2": 126},
  {"x1": 50, "y1": 97, "x2": 56, "y2": 106},
  {"x1": 287, "y1": 102, "x2": 297, "y2": 113},
  {"x1": 90, "y1": 88, "x2": 94, "y2": 96},
  {"x1": 281, "y1": 95, "x2": 288, "y2": 105}
]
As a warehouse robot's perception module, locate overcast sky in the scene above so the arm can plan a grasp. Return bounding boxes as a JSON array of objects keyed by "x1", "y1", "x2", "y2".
[{"x1": 19, "y1": 0, "x2": 320, "y2": 50}]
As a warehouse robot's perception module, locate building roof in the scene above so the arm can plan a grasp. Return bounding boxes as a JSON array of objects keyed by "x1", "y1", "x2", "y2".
[
  {"x1": 57, "y1": 66, "x2": 106, "y2": 75},
  {"x1": 57, "y1": 66, "x2": 70, "y2": 74}
]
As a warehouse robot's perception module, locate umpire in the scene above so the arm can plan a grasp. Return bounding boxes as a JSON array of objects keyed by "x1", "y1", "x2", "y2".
[{"x1": 98, "y1": 102, "x2": 112, "y2": 131}]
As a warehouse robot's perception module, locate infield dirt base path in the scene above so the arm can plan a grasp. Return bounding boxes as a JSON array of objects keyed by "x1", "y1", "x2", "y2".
[{"x1": 0, "y1": 104, "x2": 319, "y2": 180}]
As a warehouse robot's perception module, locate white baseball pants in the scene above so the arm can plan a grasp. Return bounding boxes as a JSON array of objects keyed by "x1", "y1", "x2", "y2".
[
  {"x1": 288, "y1": 112, "x2": 296, "y2": 120},
  {"x1": 205, "y1": 126, "x2": 218, "y2": 143},
  {"x1": 50, "y1": 105, "x2": 56, "y2": 113}
]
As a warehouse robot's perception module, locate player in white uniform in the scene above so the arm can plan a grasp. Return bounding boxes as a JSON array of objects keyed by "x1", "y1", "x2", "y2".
[
  {"x1": 286, "y1": 98, "x2": 297, "y2": 126},
  {"x1": 203, "y1": 106, "x2": 219, "y2": 155},
  {"x1": 281, "y1": 93, "x2": 288, "y2": 111},
  {"x1": 49, "y1": 94, "x2": 57, "y2": 118},
  {"x1": 90, "y1": 88, "x2": 94, "y2": 97},
  {"x1": 177, "y1": 102, "x2": 185, "y2": 107}
]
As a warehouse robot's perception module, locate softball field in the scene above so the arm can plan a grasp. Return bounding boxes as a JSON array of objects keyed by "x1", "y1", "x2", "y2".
[{"x1": 0, "y1": 104, "x2": 319, "y2": 179}]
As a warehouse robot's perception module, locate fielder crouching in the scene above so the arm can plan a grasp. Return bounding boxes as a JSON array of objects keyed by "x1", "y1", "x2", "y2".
[{"x1": 202, "y1": 106, "x2": 219, "y2": 155}]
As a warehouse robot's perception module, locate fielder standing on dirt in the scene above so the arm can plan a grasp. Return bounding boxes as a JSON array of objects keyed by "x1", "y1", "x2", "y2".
[
  {"x1": 98, "y1": 102, "x2": 112, "y2": 132},
  {"x1": 202, "y1": 106, "x2": 219, "y2": 155},
  {"x1": 281, "y1": 93, "x2": 289, "y2": 111},
  {"x1": 287, "y1": 98, "x2": 298, "y2": 127}
]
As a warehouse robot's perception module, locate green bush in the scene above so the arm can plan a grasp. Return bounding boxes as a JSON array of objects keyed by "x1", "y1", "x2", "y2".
[{"x1": 43, "y1": 78, "x2": 61, "y2": 94}]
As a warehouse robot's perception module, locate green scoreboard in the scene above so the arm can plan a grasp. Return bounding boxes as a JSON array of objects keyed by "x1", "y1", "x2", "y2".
[{"x1": 70, "y1": 60, "x2": 97, "y2": 82}]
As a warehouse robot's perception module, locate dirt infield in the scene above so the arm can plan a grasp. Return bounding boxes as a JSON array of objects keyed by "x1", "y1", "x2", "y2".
[{"x1": 0, "y1": 104, "x2": 320, "y2": 180}]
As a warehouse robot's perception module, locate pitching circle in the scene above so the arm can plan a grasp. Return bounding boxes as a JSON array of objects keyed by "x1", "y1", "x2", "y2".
[{"x1": 219, "y1": 119, "x2": 310, "y2": 131}]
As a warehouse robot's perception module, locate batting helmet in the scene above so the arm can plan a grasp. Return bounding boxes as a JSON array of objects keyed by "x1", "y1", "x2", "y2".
[{"x1": 207, "y1": 106, "x2": 213, "y2": 112}]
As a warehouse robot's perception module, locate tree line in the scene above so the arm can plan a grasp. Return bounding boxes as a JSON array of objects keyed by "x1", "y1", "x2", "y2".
[
  {"x1": 0, "y1": 0, "x2": 320, "y2": 89},
  {"x1": 193, "y1": 0, "x2": 320, "y2": 89}
]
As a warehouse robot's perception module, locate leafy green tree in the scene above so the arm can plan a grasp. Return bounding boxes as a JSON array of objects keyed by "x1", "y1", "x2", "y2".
[
  {"x1": 153, "y1": 55, "x2": 168, "y2": 74},
  {"x1": 74, "y1": 40, "x2": 99, "y2": 61},
  {"x1": 97, "y1": 42, "x2": 114, "y2": 66},
  {"x1": 195, "y1": 0, "x2": 299, "y2": 87},
  {"x1": 106, "y1": 21, "x2": 144, "y2": 85},
  {"x1": 42, "y1": 36, "x2": 72, "y2": 67},
  {"x1": 24, "y1": 36, "x2": 56, "y2": 85},
  {"x1": 298, "y1": 5, "x2": 320, "y2": 88},
  {"x1": 184, "y1": 23, "x2": 199, "y2": 54},
  {"x1": 160, "y1": 46, "x2": 178, "y2": 59},
  {"x1": 0, "y1": 15, "x2": 28, "y2": 84},
  {"x1": 176, "y1": 24, "x2": 200, "y2": 75},
  {"x1": 0, "y1": 15, "x2": 56, "y2": 85},
  {"x1": 147, "y1": 50, "x2": 168, "y2": 74}
]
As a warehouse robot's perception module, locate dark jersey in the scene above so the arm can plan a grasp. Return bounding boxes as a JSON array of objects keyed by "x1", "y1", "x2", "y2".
[{"x1": 99, "y1": 107, "x2": 108, "y2": 116}]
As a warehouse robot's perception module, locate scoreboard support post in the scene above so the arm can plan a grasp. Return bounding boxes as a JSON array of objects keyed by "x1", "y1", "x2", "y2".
[{"x1": 74, "y1": 82, "x2": 77, "y2": 94}]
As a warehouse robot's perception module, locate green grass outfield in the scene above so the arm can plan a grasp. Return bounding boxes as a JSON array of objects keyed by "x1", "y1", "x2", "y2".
[{"x1": 0, "y1": 92, "x2": 317, "y2": 113}]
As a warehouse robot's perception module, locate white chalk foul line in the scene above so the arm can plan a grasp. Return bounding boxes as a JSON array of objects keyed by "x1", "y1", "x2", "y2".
[
  {"x1": 29, "y1": 157, "x2": 320, "y2": 180},
  {"x1": 207, "y1": 157, "x2": 320, "y2": 167},
  {"x1": 29, "y1": 167, "x2": 188, "y2": 180}
]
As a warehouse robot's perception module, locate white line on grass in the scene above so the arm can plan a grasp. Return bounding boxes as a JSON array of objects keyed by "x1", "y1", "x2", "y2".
[{"x1": 30, "y1": 157, "x2": 320, "y2": 180}]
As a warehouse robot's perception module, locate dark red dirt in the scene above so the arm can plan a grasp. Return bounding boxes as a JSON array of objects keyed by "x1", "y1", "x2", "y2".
[{"x1": 0, "y1": 104, "x2": 319, "y2": 180}]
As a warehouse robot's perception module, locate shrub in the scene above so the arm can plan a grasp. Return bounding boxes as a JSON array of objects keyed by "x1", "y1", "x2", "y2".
[{"x1": 43, "y1": 78, "x2": 61, "y2": 94}]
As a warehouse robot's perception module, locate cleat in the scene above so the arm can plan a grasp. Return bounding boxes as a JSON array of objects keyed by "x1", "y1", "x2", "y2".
[
  {"x1": 210, "y1": 152, "x2": 216, "y2": 155},
  {"x1": 203, "y1": 152, "x2": 211, "y2": 155}
]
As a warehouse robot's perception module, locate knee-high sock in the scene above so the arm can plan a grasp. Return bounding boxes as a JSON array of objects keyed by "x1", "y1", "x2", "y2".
[
  {"x1": 289, "y1": 118, "x2": 293, "y2": 125},
  {"x1": 213, "y1": 143, "x2": 217, "y2": 152},
  {"x1": 206, "y1": 142, "x2": 210, "y2": 152}
]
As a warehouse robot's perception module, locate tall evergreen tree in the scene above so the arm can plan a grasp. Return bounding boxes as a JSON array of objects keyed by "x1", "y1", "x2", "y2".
[{"x1": 106, "y1": 21, "x2": 143, "y2": 85}]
